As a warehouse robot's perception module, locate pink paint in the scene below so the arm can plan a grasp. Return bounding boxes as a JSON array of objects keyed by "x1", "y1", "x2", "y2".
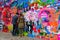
[
  {"x1": 38, "y1": 8, "x2": 49, "y2": 19},
  {"x1": 58, "y1": 21, "x2": 60, "y2": 24},
  {"x1": 58, "y1": 34, "x2": 60, "y2": 40},
  {"x1": 42, "y1": 22, "x2": 48, "y2": 26}
]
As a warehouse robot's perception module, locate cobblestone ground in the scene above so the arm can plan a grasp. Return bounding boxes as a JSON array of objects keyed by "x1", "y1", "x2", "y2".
[{"x1": 0, "y1": 32, "x2": 41, "y2": 40}]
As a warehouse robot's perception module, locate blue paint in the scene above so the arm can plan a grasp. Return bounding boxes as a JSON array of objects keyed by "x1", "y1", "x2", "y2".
[
  {"x1": 29, "y1": 0, "x2": 34, "y2": 3},
  {"x1": 5, "y1": 0, "x2": 10, "y2": 3},
  {"x1": 17, "y1": 0, "x2": 29, "y2": 8},
  {"x1": 36, "y1": 24, "x2": 42, "y2": 29},
  {"x1": 11, "y1": 1, "x2": 18, "y2": 7},
  {"x1": 28, "y1": 34, "x2": 35, "y2": 38},
  {"x1": 58, "y1": 24, "x2": 60, "y2": 30},
  {"x1": 45, "y1": 27, "x2": 50, "y2": 34},
  {"x1": 23, "y1": 3, "x2": 29, "y2": 8},
  {"x1": 42, "y1": 17, "x2": 46, "y2": 21}
]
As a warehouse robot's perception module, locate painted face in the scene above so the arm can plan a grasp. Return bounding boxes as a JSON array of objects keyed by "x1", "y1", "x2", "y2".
[
  {"x1": 41, "y1": 12, "x2": 48, "y2": 18},
  {"x1": 38, "y1": 8, "x2": 49, "y2": 19}
]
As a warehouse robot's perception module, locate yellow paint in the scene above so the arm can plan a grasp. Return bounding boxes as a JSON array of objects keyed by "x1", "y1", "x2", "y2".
[{"x1": 8, "y1": 24, "x2": 13, "y2": 32}]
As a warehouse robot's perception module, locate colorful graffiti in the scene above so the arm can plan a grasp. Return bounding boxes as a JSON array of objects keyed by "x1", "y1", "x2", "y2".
[{"x1": 0, "y1": 0, "x2": 60, "y2": 40}]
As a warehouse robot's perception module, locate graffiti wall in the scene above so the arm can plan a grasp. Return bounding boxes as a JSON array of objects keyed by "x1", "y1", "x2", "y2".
[{"x1": 0, "y1": 0, "x2": 60, "y2": 40}]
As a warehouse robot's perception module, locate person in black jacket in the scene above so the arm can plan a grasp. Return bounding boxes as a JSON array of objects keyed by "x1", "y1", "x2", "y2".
[{"x1": 12, "y1": 13, "x2": 19, "y2": 36}]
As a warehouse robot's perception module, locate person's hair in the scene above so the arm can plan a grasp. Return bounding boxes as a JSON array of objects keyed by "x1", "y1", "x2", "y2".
[
  {"x1": 16, "y1": 13, "x2": 19, "y2": 15},
  {"x1": 20, "y1": 13, "x2": 24, "y2": 16}
]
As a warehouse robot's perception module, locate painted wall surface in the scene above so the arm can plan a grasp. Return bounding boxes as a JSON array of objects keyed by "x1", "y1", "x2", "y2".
[{"x1": 0, "y1": 0, "x2": 60, "y2": 40}]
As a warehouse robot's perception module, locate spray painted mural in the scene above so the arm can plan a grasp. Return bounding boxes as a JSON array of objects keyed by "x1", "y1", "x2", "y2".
[{"x1": 0, "y1": 0, "x2": 60, "y2": 40}]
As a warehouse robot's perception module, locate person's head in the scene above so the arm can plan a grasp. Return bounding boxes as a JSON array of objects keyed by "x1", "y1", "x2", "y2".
[
  {"x1": 20, "y1": 12, "x2": 24, "y2": 16},
  {"x1": 15, "y1": 13, "x2": 19, "y2": 15},
  {"x1": 20, "y1": 13, "x2": 22, "y2": 16}
]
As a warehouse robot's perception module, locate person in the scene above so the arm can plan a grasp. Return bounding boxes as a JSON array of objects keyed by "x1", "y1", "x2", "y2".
[
  {"x1": 26, "y1": 20, "x2": 33, "y2": 33},
  {"x1": 12, "y1": 13, "x2": 19, "y2": 36},
  {"x1": 17, "y1": 13, "x2": 25, "y2": 37}
]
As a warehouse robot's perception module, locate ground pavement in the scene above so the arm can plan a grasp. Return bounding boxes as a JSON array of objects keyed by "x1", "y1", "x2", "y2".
[{"x1": 0, "y1": 32, "x2": 41, "y2": 40}]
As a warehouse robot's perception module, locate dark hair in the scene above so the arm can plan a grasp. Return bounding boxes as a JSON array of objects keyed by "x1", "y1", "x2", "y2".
[
  {"x1": 16, "y1": 13, "x2": 19, "y2": 15},
  {"x1": 20, "y1": 12, "x2": 23, "y2": 16}
]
